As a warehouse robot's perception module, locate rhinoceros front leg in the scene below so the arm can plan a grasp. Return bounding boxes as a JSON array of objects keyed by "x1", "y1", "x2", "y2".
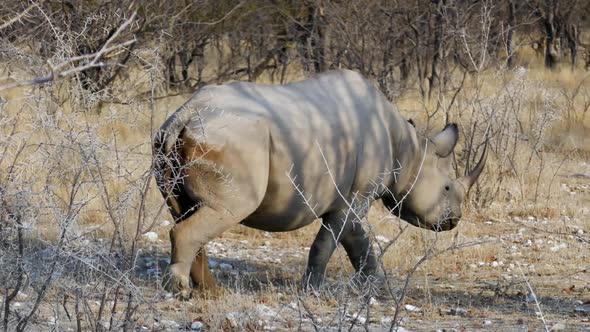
[
  {"x1": 340, "y1": 225, "x2": 378, "y2": 282},
  {"x1": 303, "y1": 212, "x2": 357, "y2": 290}
]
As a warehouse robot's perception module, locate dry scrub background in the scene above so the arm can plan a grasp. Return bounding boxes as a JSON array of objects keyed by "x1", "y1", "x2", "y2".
[{"x1": 1, "y1": 2, "x2": 590, "y2": 330}]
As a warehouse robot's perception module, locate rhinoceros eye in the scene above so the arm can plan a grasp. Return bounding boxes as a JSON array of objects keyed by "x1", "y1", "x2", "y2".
[{"x1": 444, "y1": 185, "x2": 450, "y2": 191}]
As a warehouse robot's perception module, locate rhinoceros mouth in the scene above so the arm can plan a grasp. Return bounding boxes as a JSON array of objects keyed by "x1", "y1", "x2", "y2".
[
  {"x1": 397, "y1": 210, "x2": 458, "y2": 232},
  {"x1": 431, "y1": 218, "x2": 458, "y2": 232}
]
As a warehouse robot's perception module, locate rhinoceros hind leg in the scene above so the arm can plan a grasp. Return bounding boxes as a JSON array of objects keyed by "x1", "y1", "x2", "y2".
[
  {"x1": 165, "y1": 205, "x2": 240, "y2": 298},
  {"x1": 189, "y1": 248, "x2": 220, "y2": 296}
]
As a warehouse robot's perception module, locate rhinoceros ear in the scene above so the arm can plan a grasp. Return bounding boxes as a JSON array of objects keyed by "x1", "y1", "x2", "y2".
[
  {"x1": 431, "y1": 123, "x2": 458, "y2": 157},
  {"x1": 408, "y1": 118, "x2": 416, "y2": 128}
]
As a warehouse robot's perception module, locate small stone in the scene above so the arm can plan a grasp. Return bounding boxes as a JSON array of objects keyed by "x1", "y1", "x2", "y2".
[
  {"x1": 483, "y1": 320, "x2": 492, "y2": 325},
  {"x1": 451, "y1": 307, "x2": 469, "y2": 316},
  {"x1": 225, "y1": 313, "x2": 238, "y2": 328},
  {"x1": 551, "y1": 323, "x2": 566, "y2": 330},
  {"x1": 369, "y1": 297, "x2": 379, "y2": 307},
  {"x1": 491, "y1": 261, "x2": 499, "y2": 268},
  {"x1": 190, "y1": 321, "x2": 203, "y2": 330},
  {"x1": 256, "y1": 304, "x2": 276, "y2": 318},
  {"x1": 143, "y1": 232, "x2": 159, "y2": 242},
  {"x1": 550, "y1": 243, "x2": 567, "y2": 252},
  {"x1": 525, "y1": 291, "x2": 538, "y2": 303},
  {"x1": 380, "y1": 317, "x2": 393, "y2": 325},
  {"x1": 574, "y1": 301, "x2": 590, "y2": 315},
  {"x1": 375, "y1": 235, "x2": 391, "y2": 243},
  {"x1": 161, "y1": 220, "x2": 170, "y2": 227},
  {"x1": 404, "y1": 304, "x2": 422, "y2": 313},
  {"x1": 161, "y1": 320, "x2": 179, "y2": 329}
]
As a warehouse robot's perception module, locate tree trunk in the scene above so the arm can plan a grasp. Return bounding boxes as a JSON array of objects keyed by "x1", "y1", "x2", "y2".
[
  {"x1": 429, "y1": 0, "x2": 445, "y2": 100},
  {"x1": 543, "y1": 0, "x2": 559, "y2": 69},
  {"x1": 566, "y1": 23, "x2": 578, "y2": 70},
  {"x1": 506, "y1": 0, "x2": 516, "y2": 68}
]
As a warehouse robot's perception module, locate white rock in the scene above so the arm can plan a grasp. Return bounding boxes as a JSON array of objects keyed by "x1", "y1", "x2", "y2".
[
  {"x1": 404, "y1": 304, "x2": 422, "y2": 312},
  {"x1": 256, "y1": 304, "x2": 276, "y2": 318},
  {"x1": 190, "y1": 321, "x2": 203, "y2": 330},
  {"x1": 483, "y1": 320, "x2": 492, "y2": 325},
  {"x1": 369, "y1": 297, "x2": 379, "y2": 307},
  {"x1": 161, "y1": 220, "x2": 170, "y2": 227},
  {"x1": 346, "y1": 312, "x2": 366, "y2": 324},
  {"x1": 225, "y1": 313, "x2": 238, "y2": 328},
  {"x1": 491, "y1": 261, "x2": 499, "y2": 268},
  {"x1": 392, "y1": 327, "x2": 411, "y2": 332},
  {"x1": 551, "y1": 323, "x2": 566, "y2": 330},
  {"x1": 526, "y1": 291, "x2": 538, "y2": 303},
  {"x1": 144, "y1": 231, "x2": 159, "y2": 242},
  {"x1": 375, "y1": 235, "x2": 391, "y2": 243},
  {"x1": 380, "y1": 317, "x2": 393, "y2": 325},
  {"x1": 550, "y1": 243, "x2": 567, "y2": 252},
  {"x1": 161, "y1": 320, "x2": 179, "y2": 329}
]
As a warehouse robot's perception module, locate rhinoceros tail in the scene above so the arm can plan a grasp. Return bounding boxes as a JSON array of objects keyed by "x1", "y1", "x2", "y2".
[{"x1": 153, "y1": 104, "x2": 200, "y2": 223}]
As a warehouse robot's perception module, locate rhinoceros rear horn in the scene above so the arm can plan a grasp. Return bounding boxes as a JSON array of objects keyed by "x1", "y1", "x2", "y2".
[
  {"x1": 431, "y1": 123, "x2": 459, "y2": 157},
  {"x1": 458, "y1": 141, "x2": 488, "y2": 192}
]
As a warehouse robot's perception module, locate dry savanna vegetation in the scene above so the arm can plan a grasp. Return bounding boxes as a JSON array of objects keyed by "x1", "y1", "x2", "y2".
[{"x1": 0, "y1": 1, "x2": 589, "y2": 331}]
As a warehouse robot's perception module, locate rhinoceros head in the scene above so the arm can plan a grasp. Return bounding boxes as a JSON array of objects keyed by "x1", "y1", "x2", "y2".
[{"x1": 385, "y1": 124, "x2": 487, "y2": 232}]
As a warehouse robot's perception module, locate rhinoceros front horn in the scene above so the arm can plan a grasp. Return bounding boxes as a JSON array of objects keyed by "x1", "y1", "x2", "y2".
[{"x1": 458, "y1": 141, "x2": 488, "y2": 192}]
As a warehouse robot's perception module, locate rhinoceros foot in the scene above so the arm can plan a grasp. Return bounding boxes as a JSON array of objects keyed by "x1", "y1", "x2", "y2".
[{"x1": 163, "y1": 266, "x2": 191, "y2": 300}]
